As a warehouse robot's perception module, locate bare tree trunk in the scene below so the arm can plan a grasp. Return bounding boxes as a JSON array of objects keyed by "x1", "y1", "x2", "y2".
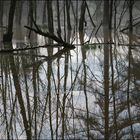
[
  {"x1": 66, "y1": 0, "x2": 72, "y2": 30},
  {"x1": 47, "y1": 49, "x2": 54, "y2": 139},
  {"x1": 47, "y1": 0, "x2": 54, "y2": 44},
  {"x1": 127, "y1": 0, "x2": 135, "y2": 139},
  {"x1": 57, "y1": 0, "x2": 61, "y2": 33},
  {"x1": 79, "y1": 32, "x2": 90, "y2": 139},
  {"x1": 27, "y1": 0, "x2": 33, "y2": 38},
  {"x1": 103, "y1": 0, "x2": 110, "y2": 139},
  {"x1": 1, "y1": 63, "x2": 10, "y2": 139},
  {"x1": 22, "y1": 58, "x2": 32, "y2": 136},
  {"x1": 3, "y1": 0, "x2": 17, "y2": 42},
  {"x1": 32, "y1": 56, "x2": 38, "y2": 139},
  {"x1": 42, "y1": 1, "x2": 47, "y2": 23},
  {"x1": 62, "y1": 51, "x2": 69, "y2": 139},
  {"x1": 79, "y1": 0, "x2": 86, "y2": 31},
  {"x1": 76, "y1": 1, "x2": 78, "y2": 31},
  {"x1": 0, "y1": 1, "x2": 4, "y2": 25},
  {"x1": 56, "y1": 52, "x2": 60, "y2": 140},
  {"x1": 15, "y1": 0, "x2": 23, "y2": 25},
  {"x1": 63, "y1": 0, "x2": 66, "y2": 41},
  {"x1": 47, "y1": 0, "x2": 54, "y2": 33}
]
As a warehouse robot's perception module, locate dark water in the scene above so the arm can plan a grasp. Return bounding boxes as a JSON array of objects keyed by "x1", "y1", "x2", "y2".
[{"x1": 0, "y1": 1, "x2": 140, "y2": 139}]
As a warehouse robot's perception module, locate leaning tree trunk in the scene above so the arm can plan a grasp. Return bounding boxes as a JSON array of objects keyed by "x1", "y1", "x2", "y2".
[{"x1": 3, "y1": 0, "x2": 17, "y2": 42}]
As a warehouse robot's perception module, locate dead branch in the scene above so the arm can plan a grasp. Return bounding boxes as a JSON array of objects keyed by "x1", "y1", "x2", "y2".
[
  {"x1": 0, "y1": 43, "x2": 64, "y2": 53},
  {"x1": 24, "y1": 16, "x2": 75, "y2": 49}
]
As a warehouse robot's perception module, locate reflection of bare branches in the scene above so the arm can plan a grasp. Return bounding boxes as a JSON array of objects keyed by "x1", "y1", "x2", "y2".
[
  {"x1": 117, "y1": 1, "x2": 128, "y2": 30},
  {"x1": 85, "y1": 2, "x2": 96, "y2": 28},
  {"x1": 24, "y1": 19, "x2": 75, "y2": 48},
  {"x1": 24, "y1": 47, "x2": 74, "y2": 71}
]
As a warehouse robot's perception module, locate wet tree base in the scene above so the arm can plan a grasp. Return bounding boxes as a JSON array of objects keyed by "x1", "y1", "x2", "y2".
[{"x1": 3, "y1": 32, "x2": 13, "y2": 42}]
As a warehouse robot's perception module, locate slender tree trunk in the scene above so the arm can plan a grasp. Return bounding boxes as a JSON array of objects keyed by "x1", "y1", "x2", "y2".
[
  {"x1": 63, "y1": 0, "x2": 66, "y2": 41},
  {"x1": 56, "y1": 53, "x2": 60, "y2": 140},
  {"x1": 76, "y1": 1, "x2": 78, "y2": 31},
  {"x1": 32, "y1": 58, "x2": 38, "y2": 139},
  {"x1": 47, "y1": 49, "x2": 54, "y2": 139},
  {"x1": 62, "y1": 51, "x2": 69, "y2": 139},
  {"x1": 103, "y1": 0, "x2": 110, "y2": 139},
  {"x1": 79, "y1": 32, "x2": 90, "y2": 139},
  {"x1": 42, "y1": 1, "x2": 47, "y2": 23},
  {"x1": 47, "y1": 0, "x2": 54, "y2": 33},
  {"x1": 23, "y1": 60, "x2": 32, "y2": 135},
  {"x1": 0, "y1": 1, "x2": 4, "y2": 25},
  {"x1": 3, "y1": 0, "x2": 17, "y2": 42},
  {"x1": 1, "y1": 64, "x2": 10, "y2": 139},
  {"x1": 57, "y1": 0, "x2": 61, "y2": 33},
  {"x1": 66, "y1": 0, "x2": 72, "y2": 30},
  {"x1": 79, "y1": 0, "x2": 86, "y2": 31},
  {"x1": 28, "y1": 0, "x2": 33, "y2": 38},
  {"x1": 47, "y1": 0, "x2": 54, "y2": 44},
  {"x1": 127, "y1": 0, "x2": 135, "y2": 139}
]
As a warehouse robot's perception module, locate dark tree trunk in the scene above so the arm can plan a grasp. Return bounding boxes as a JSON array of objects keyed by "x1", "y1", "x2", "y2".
[
  {"x1": 47, "y1": 0, "x2": 54, "y2": 33},
  {"x1": 66, "y1": 0, "x2": 72, "y2": 30},
  {"x1": 27, "y1": 0, "x2": 34, "y2": 38},
  {"x1": 47, "y1": 0, "x2": 54, "y2": 44},
  {"x1": 0, "y1": 1, "x2": 4, "y2": 25},
  {"x1": 42, "y1": 1, "x2": 47, "y2": 23},
  {"x1": 103, "y1": 0, "x2": 110, "y2": 139},
  {"x1": 127, "y1": 0, "x2": 135, "y2": 139},
  {"x1": 28, "y1": 1, "x2": 33, "y2": 25},
  {"x1": 57, "y1": 0, "x2": 61, "y2": 33},
  {"x1": 3, "y1": 0, "x2": 17, "y2": 42},
  {"x1": 79, "y1": 0, "x2": 86, "y2": 31}
]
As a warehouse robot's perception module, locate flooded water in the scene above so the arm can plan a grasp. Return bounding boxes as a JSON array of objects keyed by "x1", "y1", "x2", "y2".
[
  {"x1": 0, "y1": 0, "x2": 140, "y2": 139},
  {"x1": 0, "y1": 31, "x2": 140, "y2": 139}
]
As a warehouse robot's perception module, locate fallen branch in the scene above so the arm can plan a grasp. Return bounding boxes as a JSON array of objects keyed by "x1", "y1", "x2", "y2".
[{"x1": 0, "y1": 44, "x2": 64, "y2": 53}]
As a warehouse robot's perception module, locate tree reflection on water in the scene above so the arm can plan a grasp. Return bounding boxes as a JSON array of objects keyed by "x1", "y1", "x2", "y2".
[{"x1": 0, "y1": 0, "x2": 140, "y2": 139}]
